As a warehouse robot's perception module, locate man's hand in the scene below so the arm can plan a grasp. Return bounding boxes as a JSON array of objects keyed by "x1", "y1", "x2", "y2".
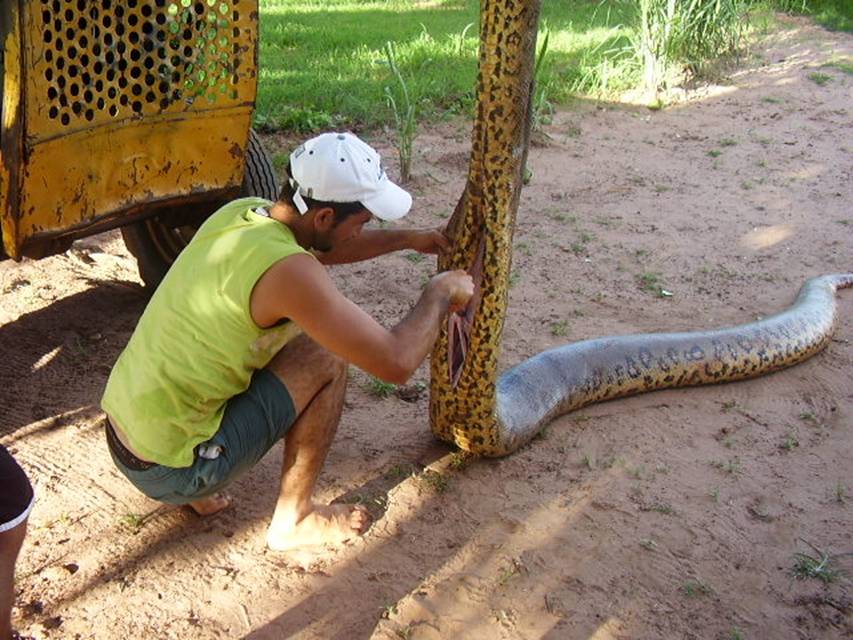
[
  {"x1": 409, "y1": 228, "x2": 451, "y2": 255},
  {"x1": 429, "y1": 270, "x2": 475, "y2": 313}
]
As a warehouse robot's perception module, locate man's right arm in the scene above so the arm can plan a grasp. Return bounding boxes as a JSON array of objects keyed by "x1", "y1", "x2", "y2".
[{"x1": 250, "y1": 254, "x2": 474, "y2": 384}]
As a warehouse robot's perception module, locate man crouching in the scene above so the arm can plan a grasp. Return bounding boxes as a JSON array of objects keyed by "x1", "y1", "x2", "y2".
[{"x1": 102, "y1": 132, "x2": 473, "y2": 552}]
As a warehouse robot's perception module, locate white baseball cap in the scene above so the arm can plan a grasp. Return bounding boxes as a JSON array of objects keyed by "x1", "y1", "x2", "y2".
[{"x1": 288, "y1": 132, "x2": 412, "y2": 221}]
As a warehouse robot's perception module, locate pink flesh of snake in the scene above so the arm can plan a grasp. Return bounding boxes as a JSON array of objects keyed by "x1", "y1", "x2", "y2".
[{"x1": 448, "y1": 239, "x2": 486, "y2": 387}]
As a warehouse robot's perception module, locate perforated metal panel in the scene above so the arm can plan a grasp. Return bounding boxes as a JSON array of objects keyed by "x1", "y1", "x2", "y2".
[
  {"x1": 28, "y1": 0, "x2": 256, "y2": 138},
  {"x1": 1, "y1": 0, "x2": 259, "y2": 259}
]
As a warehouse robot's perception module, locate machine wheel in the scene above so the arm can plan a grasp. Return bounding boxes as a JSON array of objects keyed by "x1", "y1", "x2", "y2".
[{"x1": 121, "y1": 129, "x2": 279, "y2": 289}]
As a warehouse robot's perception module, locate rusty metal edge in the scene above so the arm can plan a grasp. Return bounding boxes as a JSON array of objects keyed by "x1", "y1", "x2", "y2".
[
  {"x1": 0, "y1": 0, "x2": 24, "y2": 260},
  {"x1": 17, "y1": 185, "x2": 242, "y2": 259}
]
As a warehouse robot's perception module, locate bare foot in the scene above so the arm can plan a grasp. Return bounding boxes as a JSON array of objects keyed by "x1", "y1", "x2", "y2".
[
  {"x1": 266, "y1": 504, "x2": 371, "y2": 552},
  {"x1": 187, "y1": 492, "x2": 231, "y2": 516}
]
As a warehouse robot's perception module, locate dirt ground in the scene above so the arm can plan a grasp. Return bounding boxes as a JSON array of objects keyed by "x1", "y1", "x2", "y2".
[{"x1": 1, "y1": 17, "x2": 851, "y2": 640}]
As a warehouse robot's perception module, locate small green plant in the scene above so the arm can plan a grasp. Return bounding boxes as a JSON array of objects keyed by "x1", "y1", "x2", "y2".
[
  {"x1": 790, "y1": 545, "x2": 845, "y2": 583},
  {"x1": 637, "y1": 271, "x2": 671, "y2": 297},
  {"x1": 582, "y1": 453, "x2": 595, "y2": 470},
  {"x1": 497, "y1": 558, "x2": 525, "y2": 585},
  {"x1": 550, "y1": 320, "x2": 569, "y2": 337},
  {"x1": 385, "y1": 463, "x2": 414, "y2": 480},
  {"x1": 823, "y1": 59, "x2": 853, "y2": 75},
  {"x1": 780, "y1": 432, "x2": 799, "y2": 451},
  {"x1": 638, "y1": 271, "x2": 661, "y2": 291},
  {"x1": 798, "y1": 411, "x2": 817, "y2": 423},
  {"x1": 682, "y1": 579, "x2": 713, "y2": 597},
  {"x1": 834, "y1": 482, "x2": 848, "y2": 503},
  {"x1": 404, "y1": 252, "x2": 425, "y2": 264},
  {"x1": 707, "y1": 149, "x2": 722, "y2": 157},
  {"x1": 720, "y1": 137, "x2": 737, "y2": 147},
  {"x1": 419, "y1": 469, "x2": 449, "y2": 494},
  {"x1": 448, "y1": 450, "x2": 473, "y2": 470},
  {"x1": 367, "y1": 376, "x2": 397, "y2": 398},
  {"x1": 808, "y1": 72, "x2": 832, "y2": 86},
  {"x1": 729, "y1": 627, "x2": 744, "y2": 640},
  {"x1": 566, "y1": 124, "x2": 582, "y2": 138},
  {"x1": 509, "y1": 271, "x2": 521, "y2": 288},
  {"x1": 649, "y1": 501, "x2": 674, "y2": 515},
  {"x1": 709, "y1": 487, "x2": 720, "y2": 502},
  {"x1": 627, "y1": 464, "x2": 647, "y2": 480},
  {"x1": 569, "y1": 242, "x2": 586, "y2": 256},
  {"x1": 712, "y1": 457, "x2": 741, "y2": 475},
  {"x1": 383, "y1": 41, "x2": 418, "y2": 183},
  {"x1": 119, "y1": 513, "x2": 145, "y2": 532}
]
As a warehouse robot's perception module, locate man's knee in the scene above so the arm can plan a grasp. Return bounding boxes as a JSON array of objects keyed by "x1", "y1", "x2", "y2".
[{"x1": 319, "y1": 349, "x2": 347, "y2": 383}]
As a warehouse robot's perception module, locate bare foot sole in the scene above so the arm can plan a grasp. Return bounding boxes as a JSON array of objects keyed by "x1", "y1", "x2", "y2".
[
  {"x1": 187, "y1": 492, "x2": 231, "y2": 516},
  {"x1": 266, "y1": 504, "x2": 371, "y2": 552}
]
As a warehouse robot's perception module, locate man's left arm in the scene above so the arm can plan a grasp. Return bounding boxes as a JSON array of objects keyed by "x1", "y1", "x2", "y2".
[{"x1": 315, "y1": 228, "x2": 450, "y2": 265}]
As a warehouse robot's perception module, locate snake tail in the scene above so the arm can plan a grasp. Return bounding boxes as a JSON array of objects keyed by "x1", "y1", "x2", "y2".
[{"x1": 483, "y1": 274, "x2": 852, "y2": 456}]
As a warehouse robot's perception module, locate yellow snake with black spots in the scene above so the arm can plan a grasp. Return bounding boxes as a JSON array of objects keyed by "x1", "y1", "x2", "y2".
[{"x1": 428, "y1": 0, "x2": 852, "y2": 457}]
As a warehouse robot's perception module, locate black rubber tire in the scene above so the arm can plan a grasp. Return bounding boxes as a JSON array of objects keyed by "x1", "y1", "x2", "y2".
[{"x1": 121, "y1": 129, "x2": 279, "y2": 289}]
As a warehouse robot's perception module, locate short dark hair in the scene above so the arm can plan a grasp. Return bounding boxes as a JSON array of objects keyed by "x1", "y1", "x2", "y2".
[{"x1": 279, "y1": 163, "x2": 366, "y2": 224}]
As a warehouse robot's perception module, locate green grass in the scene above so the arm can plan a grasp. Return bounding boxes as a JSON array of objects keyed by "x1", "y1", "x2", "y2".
[
  {"x1": 682, "y1": 579, "x2": 714, "y2": 597},
  {"x1": 366, "y1": 376, "x2": 397, "y2": 398},
  {"x1": 550, "y1": 320, "x2": 570, "y2": 337},
  {"x1": 770, "y1": 0, "x2": 853, "y2": 32},
  {"x1": 255, "y1": 1, "x2": 853, "y2": 134},
  {"x1": 808, "y1": 71, "x2": 832, "y2": 85},
  {"x1": 255, "y1": 1, "x2": 636, "y2": 132},
  {"x1": 823, "y1": 57, "x2": 853, "y2": 74}
]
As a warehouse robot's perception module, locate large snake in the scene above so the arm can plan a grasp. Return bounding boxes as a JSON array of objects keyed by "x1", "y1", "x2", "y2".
[{"x1": 428, "y1": 0, "x2": 852, "y2": 457}]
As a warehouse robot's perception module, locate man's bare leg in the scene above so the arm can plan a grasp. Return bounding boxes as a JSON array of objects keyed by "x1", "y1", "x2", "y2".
[
  {"x1": 264, "y1": 335, "x2": 370, "y2": 551},
  {"x1": 0, "y1": 520, "x2": 27, "y2": 639}
]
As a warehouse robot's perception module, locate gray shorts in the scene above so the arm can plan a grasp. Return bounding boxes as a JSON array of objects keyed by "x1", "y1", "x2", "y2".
[{"x1": 108, "y1": 369, "x2": 297, "y2": 504}]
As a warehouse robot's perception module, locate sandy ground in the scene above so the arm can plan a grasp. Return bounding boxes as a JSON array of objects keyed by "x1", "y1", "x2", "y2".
[{"x1": 1, "y1": 17, "x2": 851, "y2": 640}]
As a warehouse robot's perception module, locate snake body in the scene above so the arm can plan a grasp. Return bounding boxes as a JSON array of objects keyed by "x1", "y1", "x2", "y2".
[{"x1": 428, "y1": 0, "x2": 851, "y2": 457}]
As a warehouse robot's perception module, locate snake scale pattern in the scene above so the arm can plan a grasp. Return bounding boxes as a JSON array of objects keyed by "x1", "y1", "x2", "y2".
[{"x1": 428, "y1": 0, "x2": 852, "y2": 457}]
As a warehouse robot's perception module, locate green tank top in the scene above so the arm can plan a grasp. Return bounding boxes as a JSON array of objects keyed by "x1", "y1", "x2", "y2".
[{"x1": 102, "y1": 197, "x2": 309, "y2": 467}]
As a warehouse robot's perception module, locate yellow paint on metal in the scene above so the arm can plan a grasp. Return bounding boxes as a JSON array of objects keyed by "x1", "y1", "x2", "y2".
[
  {"x1": 2, "y1": 0, "x2": 259, "y2": 258},
  {"x1": 19, "y1": 108, "x2": 251, "y2": 241},
  {"x1": 1, "y1": 2, "x2": 23, "y2": 257}
]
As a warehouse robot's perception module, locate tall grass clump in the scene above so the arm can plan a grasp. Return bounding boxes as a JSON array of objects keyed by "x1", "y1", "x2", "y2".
[
  {"x1": 633, "y1": 0, "x2": 750, "y2": 94},
  {"x1": 531, "y1": 28, "x2": 554, "y2": 131},
  {"x1": 383, "y1": 41, "x2": 418, "y2": 183}
]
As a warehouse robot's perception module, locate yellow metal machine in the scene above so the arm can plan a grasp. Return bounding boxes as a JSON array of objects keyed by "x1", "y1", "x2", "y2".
[{"x1": 0, "y1": 0, "x2": 277, "y2": 286}]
